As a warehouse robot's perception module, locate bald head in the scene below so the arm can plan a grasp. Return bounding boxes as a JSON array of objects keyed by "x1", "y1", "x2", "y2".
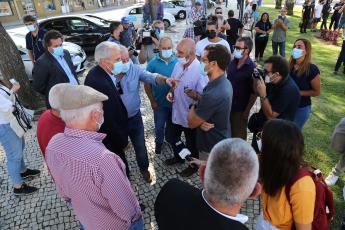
[{"x1": 176, "y1": 38, "x2": 196, "y2": 59}]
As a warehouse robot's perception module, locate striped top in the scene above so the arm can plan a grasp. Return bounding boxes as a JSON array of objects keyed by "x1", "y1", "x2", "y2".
[{"x1": 46, "y1": 128, "x2": 141, "y2": 230}]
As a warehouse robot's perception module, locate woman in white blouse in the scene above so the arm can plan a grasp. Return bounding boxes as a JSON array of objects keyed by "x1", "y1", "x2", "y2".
[{"x1": 0, "y1": 79, "x2": 40, "y2": 195}]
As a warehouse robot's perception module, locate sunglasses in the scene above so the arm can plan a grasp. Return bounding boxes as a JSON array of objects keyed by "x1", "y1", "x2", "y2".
[
  {"x1": 234, "y1": 46, "x2": 247, "y2": 50},
  {"x1": 216, "y1": 12, "x2": 222, "y2": 14},
  {"x1": 116, "y1": 81, "x2": 123, "y2": 95}
]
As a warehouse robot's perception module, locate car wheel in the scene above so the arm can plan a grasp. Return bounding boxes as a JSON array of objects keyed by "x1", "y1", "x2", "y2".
[
  {"x1": 178, "y1": 10, "x2": 186, "y2": 19},
  {"x1": 163, "y1": 19, "x2": 171, "y2": 28}
]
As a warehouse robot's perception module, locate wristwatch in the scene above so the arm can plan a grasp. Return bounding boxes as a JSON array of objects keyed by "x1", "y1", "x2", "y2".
[{"x1": 260, "y1": 96, "x2": 268, "y2": 102}]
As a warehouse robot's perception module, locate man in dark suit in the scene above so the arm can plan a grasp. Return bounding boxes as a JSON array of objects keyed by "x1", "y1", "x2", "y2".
[
  {"x1": 32, "y1": 30, "x2": 79, "y2": 108},
  {"x1": 84, "y1": 41, "x2": 130, "y2": 176},
  {"x1": 154, "y1": 138, "x2": 261, "y2": 230}
]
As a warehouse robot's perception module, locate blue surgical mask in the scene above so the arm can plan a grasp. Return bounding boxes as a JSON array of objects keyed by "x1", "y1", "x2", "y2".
[
  {"x1": 199, "y1": 62, "x2": 207, "y2": 75},
  {"x1": 178, "y1": 57, "x2": 189, "y2": 65},
  {"x1": 112, "y1": 61, "x2": 123, "y2": 75},
  {"x1": 161, "y1": 49, "x2": 173, "y2": 59},
  {"x1": 159, "y1": 30, "x2": 165, "y2": 39},
  {"x1": 122, "y1": 62, "x2": 131, "y2": 73},
  {"x1": 291, "y1": 48, "x2": 304, "y2": 59},
  {"x1": 26, "y1": 24, "x2": 36, "y2": 32},
  {"x1": 233, "y1": 49, "x2": 243, "y2": 59},
  {"x1": 53, "y1": 47, "x2": 64, "y2": 57}
]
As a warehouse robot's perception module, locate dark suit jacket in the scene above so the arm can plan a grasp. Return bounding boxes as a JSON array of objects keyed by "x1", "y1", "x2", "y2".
[
  {"x1": 155, "y1": 179, "x2": 249, "y2": 230},
  {"x1": 32, "y1": 50, "x2": 79, "y2": 108},
  {"x1": 84, "y1": 65, "x2": 129, "y2": 152}
]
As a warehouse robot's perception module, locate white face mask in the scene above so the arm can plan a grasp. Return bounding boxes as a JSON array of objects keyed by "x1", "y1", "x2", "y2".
[{"x1": 178, "y1": 57, "x2": 189, "y2": 65}]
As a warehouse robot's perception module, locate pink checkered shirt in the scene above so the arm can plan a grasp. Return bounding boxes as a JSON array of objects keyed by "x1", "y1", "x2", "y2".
[{"x1": 46, "y1": 128, "x2": 141, "y2": 230}]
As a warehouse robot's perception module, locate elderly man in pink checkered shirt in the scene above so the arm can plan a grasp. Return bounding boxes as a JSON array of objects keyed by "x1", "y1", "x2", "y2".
[{"x1": 46, "y1": 84, "x2": 143, "y2": 230}]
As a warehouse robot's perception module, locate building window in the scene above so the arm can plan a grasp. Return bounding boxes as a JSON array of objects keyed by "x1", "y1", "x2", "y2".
[
  {"x1": 0, "y1": 1, "x2": 13, "y2": 16},
  {"x1": 21, "y1": 0, "x2": 36, "y2": 16},
  {"x1": 44, "y1": 0, "x2": 56, "y2": 11}
]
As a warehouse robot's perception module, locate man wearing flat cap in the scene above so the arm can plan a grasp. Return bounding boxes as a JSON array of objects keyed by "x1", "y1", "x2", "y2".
[
  {"x1": 45, "y1": 84, "x2": 143, "y2": 230},
  {"x1": 84, "y1": 41, "x2": 130, "y2": 176}
]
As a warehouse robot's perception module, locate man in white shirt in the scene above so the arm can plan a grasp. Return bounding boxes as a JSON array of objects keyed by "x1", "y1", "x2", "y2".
[
  {"x1": 312, "y1": 0, "x2": 324, "y2": 31},
  {"x1": 196, "y1": 18, "x2": 231, "y2": 58}
]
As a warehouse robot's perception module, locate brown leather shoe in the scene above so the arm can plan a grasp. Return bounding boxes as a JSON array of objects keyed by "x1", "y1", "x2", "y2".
[
  {"x1": 164, "y1": 157, "x2": 184, "y2": 166},
  {"x1": 179, "y1": 166, "x2": 198, "y2": 177},
  {"x1": 141, "y1": 170, "x2": 152, "y2": 183}
]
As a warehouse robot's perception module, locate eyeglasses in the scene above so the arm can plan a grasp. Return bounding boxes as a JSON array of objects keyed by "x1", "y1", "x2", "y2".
[
  {"x1": 216, "y1": 12, "x2": 222, "y2": 14},
  {"x1": 116, "y1": 81, "x2": 123, "y2": 95},
  {"x1": 234, "y1": 46, "x2": 247, "y2": 50}
]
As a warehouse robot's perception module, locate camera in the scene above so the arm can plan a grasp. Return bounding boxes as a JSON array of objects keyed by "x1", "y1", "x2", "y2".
[
  {"x1": 128, "y1": 46, "x2": 138, "y2": 56},
  {"x1": 137, "y1": 23, "x2": 158, "y2": 46},
  {"x1": 252, "y1": 68, "x2": 264, "y2": 79}
]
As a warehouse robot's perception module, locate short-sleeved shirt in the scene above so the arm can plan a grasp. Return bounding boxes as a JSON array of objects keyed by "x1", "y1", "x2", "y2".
[
  {"x1": 227, "y1": 58, "x2": 255, "y2": 112},
  {"x1": 258, "y1": 76, "x2": 301, "y2": 121},
  {"x1": 196, "y1": 38, "x2": 231, "y2": 57},
  {"x1": 262, "y1": 176, "x2": 316, "y2": 230},
  {"x1": 322, "y1": 3, "x2": 331, "y2": 18},
  {"x1": 272, "y1": 17, "x2": 290, "y2": 43},
  {"x1": 146, "y1": 54, "x2": 178, "y2": 108},
  {"x1": 302, "y1": 4, "x2": 313, "y2": 18},
  {"x1": 255, "y1": 21, "x2": 272, "y2": 40},
  {"x1": 290, "y1": 64, "x2": 320, "y2": 108},
  {"x1": 226, "y1": 18, "x2": 244, "y2": 45},
  {"x1": 314, "y1": 3, "x2": 323, "y2": 18},
  {"x1": 120, "y1": 27, "x2": 136, "y2": 47},
  {"x1": 195, "y1": 76, "x2": 232, "y2": 152},
  {"x1": 25, "y1": 29, "x2": 47, "y2": 61},
  {"x1": 171, "y1": 59, "x2": 208, "y2": 128}
]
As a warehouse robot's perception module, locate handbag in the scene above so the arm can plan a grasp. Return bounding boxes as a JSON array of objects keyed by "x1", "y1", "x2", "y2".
[
  {"x1": 248, "y1": 112, "x2": 266, "y2": 133},
  {"x1": 0, "y1": 88, "x2": 33, "y2": 137}
]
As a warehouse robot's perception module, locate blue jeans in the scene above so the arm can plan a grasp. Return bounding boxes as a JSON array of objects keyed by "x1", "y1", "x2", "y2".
[
  {"x1": 0, "y1": 124, "x2": 26, "y2": 186},
  {"x1": 272, "y1": 41, "x2": 286, "y2": 57},
  {"x1": 153, "y1": 107, "x2": 173, "y2": 146},
  {"x1": 128, "y1": 112, "x2": 149, "y2": 171},
  {"x1": 293, "y1": 105, "x2": 312, "y2": 129},
  {"x1": 128, "y1": 217, "x2": 144, "y2": 230}
]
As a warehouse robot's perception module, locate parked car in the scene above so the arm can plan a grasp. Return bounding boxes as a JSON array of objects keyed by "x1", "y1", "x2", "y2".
[
  {"x1": 8, "y1": 32, "x2": 87, "y2": 81},
  {"x1": 162, "y1": 1, "x2": 187, "y2": 19},
  {"x1": 92, "y1": 4, "x2": 176, "y2": 29},
  {"x1": 39, "y1": 15, "x2": 111, "y2": 49},
  {"x1": 168, "y1": 0, "x2": 185, "y2": 7}
]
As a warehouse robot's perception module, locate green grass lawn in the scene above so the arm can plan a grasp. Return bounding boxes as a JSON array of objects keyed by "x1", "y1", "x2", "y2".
[{"x1": 258, "y1": 5, "x2": 345, "y2": 228}]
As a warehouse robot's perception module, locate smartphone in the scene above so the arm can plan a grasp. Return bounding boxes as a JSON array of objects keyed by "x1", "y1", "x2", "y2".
[
  {"x1": 278, "y1": 15, "x2": 283, "y2": 20},
  {"x1": 9, "y1": 79, "x2": 18, "y2": 84}
]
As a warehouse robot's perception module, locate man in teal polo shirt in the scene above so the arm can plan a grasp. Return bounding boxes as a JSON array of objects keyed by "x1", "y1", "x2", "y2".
[{"x1": 145, "y1": 37, "x2": 178, "y2": 155}]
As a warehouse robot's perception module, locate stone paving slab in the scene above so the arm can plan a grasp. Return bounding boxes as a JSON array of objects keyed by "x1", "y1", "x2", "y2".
[{"x1": 0, "y1": 3, "x2": 261, "y2": 229}]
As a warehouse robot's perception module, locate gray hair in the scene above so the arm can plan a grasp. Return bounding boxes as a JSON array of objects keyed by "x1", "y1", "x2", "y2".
[
  {"x1": 204, "y1": 138, "x2": 259, "y2": 206},
  {"x1": 60, "y1": 103, "x2": 102, "y2": 125},
  {"x1": 94, "y1": 41, "x2": 119, "y2": 63},
  {"x1": 159, "y1": 36, "x2": 173, "y2": 48},
  {"x1": 119, "y1": 45, "x2": 129, "y2": 55}
]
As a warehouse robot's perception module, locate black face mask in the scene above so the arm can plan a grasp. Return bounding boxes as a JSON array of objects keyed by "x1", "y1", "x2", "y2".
[{"x1": 206, "y1": 30, "x2": 217, "y2": 39}]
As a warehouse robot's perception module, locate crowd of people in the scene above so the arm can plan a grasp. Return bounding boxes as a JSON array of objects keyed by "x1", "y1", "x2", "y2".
[{"x1": 0, "y1": 1, "x2": 343, "y2": 230}]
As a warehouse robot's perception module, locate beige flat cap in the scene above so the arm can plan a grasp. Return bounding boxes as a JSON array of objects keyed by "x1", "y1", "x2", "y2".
[{"x1": 49, "y1": 83, "x2": 108, "y2": 110}]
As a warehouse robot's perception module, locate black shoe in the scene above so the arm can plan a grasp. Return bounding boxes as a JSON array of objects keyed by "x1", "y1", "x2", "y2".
[
  {"x1": 139, "y1": 203, "x2": 146, "y2": 211},
  {"x1": 13, "y1": 183, "x2": 38, "y2": 196},
  {"x1": 179, "y1": 166, "x2": 198, "y2": 177},
  {"x1": 21, "y1": 168, "x2": 40, "y2": 179},
  {"x1": 164, "y1": 157, "x2": 184, "y2": 166},
  {"x1": 333, "y1": 71, "x2": 338, "y2": 75},
  {"x1": 155, "y1": 144, "x2": 162, "y2": 155}
]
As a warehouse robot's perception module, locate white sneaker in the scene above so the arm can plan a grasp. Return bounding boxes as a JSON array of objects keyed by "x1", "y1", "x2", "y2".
[{"x1": 325, "y1": 172, "x2": 339, "y2": 186}]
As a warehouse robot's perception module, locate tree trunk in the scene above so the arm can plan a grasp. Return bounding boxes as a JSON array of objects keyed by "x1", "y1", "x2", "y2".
[
  {"x1": 0, "y1": 23, "x2": 43, "y2": 109},
  {"x1": 149, "y1": 0, "x2": 157, "y2": 21},
  {"x1": 285, "y1": 0, "x2": 294, "y2": 15},
  {"x1": 275, "y1": 0, "x2": 282, "y2": 9}
]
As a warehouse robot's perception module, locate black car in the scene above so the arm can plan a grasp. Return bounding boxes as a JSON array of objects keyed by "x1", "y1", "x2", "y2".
[
  {"x1": 168, "y1": 0, "x2": 185, "y2": 7},
  {"x1": 39, "y1": 15, "x2": 111, "y2": 49}
]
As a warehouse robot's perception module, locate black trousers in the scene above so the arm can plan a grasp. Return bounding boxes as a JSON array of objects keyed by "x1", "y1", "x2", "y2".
[
  {"x1": 320, "y1": 16, "x2": 329, "y2": 30},
  {"x1": 168, "y1": 123, "x2": 198, "y2": 160},
  {"x1": 103, "y1": 136, "x2": 130, "y2": 176},
  {"x1": 301, "y1": 15, "x2": 309, "y2": 32},
  {"x1": 329, "y1": 15, "x2": 340, "y2": 30},
  {"x1": 255, "y1": 38, "x2": 268, "y2": 58},
  {"x1": 335, "y1": 42, "x2": 345, "y2": 72}
]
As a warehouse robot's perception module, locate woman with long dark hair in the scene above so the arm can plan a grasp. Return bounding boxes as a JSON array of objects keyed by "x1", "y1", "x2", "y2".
[
  {"x1": 254, "y1": 12, "x2": 272, "y2": 62},
  {"x1": 0, "y1": 79, "x2": 40, "y2": 195},
  {"x1": 289, "y1": 38, "x2": 321, "y2": 129},
  {"x1": 256, "y1": 119, "x2": 315, "y2": 230}
]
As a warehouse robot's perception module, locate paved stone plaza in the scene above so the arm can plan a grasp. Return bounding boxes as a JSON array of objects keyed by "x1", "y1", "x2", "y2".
[{"x1": 0, "y1": 3, "x2": 261, "y2": 229}]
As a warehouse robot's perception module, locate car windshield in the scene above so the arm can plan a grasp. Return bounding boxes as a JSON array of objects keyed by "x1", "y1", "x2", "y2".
[{"x1": 83, "y1": 16, "x2": 109, "y2": 26}]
